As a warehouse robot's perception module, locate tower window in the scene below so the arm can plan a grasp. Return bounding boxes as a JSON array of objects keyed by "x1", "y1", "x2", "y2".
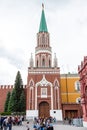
[
  {"x1": 49, "y1": 59, "x2": 51, "y2": 67},
  {"x1": 42, "y1": 34, "x2": 45, "y2": 45},
  {"x1": 37, "y1": 60, "x2": 38, "y2": 67},
  {"x1": 42, "y1": 59, "x2": 45, "y2": 67}
]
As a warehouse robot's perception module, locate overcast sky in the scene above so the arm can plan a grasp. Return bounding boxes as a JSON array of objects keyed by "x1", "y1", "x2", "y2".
[{"x1": 0, "y1": 0, "x2": 87, "y2": 85}]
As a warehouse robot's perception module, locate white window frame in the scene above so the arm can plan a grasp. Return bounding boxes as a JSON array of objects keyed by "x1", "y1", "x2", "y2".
[
  {"x1": 41, "y1": 88, "x2": 47, "y2": 98},
  {"x1": 75, "y1": 81, "x2": 80, "y2": 91}
]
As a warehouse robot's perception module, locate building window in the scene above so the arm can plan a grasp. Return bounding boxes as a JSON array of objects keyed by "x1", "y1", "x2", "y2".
[
  {"x1": 49, "y1": 59, "x2": 51, "y2": 67},
  {"x1": 41, "y1": 88, "x2": 47, "y2": 98},
  {"x1": 37, "y1": 60, "x2": 38, "y2": 67},
  {"x1": 42, "y1": 58, "x2": 45, "y2": 67},
  {"x1": 75, "y1": 81, "x2": 80, "y2": 91},
  {"x1": 42, "y1": 34, "x2": 45, "y2": 44}
]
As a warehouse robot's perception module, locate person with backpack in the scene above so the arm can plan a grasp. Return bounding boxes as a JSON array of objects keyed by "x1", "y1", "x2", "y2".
[{"x1": 3, "y1": 117, "x2": 8, "y2": 130}]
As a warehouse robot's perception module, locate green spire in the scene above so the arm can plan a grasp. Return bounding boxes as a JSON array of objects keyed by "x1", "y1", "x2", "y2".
[{"x1": 39, "y1": 4, "x2": 48, "y2": 32}]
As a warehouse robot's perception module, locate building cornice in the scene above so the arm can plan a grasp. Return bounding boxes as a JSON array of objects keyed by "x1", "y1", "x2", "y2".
[
  {"x1": 28, "y1": 67, "x2": 60, "y2": 74},
  {"x1": 35, "y1": 49, "x2": 52, "y2": 55}
]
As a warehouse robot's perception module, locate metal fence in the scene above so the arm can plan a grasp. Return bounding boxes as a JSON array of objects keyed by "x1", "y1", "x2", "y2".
[{"x1": 71, "y1": 118, "x2": 83, "y2": 127}]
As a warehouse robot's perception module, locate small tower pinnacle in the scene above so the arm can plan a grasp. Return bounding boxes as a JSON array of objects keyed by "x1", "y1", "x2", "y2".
[
  {"x1": 54, "y1": 53, "x2": 58, "y2": 68},
  {"x1": 29, "y1": 53, "x2": 34, "y2": 68}
]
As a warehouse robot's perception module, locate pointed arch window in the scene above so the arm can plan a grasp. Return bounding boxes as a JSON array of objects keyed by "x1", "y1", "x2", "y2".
[
  {"x1": 55, "y1": 81, "x2": 58, "y2": 87},
  {"x1": 29, "y1": 79, "x2": 34, "y2": 87},
  {"x1": 37, "y1": 60, "x2": 38, "y2": 67},
  {"x1": 42, "y1": 34, "x2": 45, "y2": 45},
  {"x1": 30, "y1": 89, "x2": 32, "y2": 109},
  {"x1": 42, "y1": 58, "x2": 45, "y2": 67},
  {"x1": 49, "y1": 59, "x2": 51, "y2": 67}
]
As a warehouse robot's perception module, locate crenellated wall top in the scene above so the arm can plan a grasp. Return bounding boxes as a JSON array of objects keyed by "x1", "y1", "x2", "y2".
[{"x1": 0, "y1": 85, "x2": 27, "y2": 89}]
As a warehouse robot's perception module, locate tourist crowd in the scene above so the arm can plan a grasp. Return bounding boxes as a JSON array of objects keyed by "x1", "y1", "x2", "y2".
[
  {"x1": 0, "y1": 115, "x2": 24, "y2": 130},
  {"x1": 33, "y1": 117, "x2": 54, "y2": 130}
]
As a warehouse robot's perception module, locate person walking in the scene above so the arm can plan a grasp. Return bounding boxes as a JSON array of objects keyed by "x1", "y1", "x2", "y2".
[
  {"x1": 3, "y1": 117, "x2": 8, "y2": 130},
  {"x1": 26, "y1": 121, "x2": 30, "y2": 130},
  {"x1": 7, "y1": 116, "x2": 13, "y2": 130}
]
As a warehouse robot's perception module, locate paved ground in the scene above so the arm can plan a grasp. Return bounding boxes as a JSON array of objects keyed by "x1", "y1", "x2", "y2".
[{"x1": 12, "y1": 121, "x2": 87, "y2": 130}]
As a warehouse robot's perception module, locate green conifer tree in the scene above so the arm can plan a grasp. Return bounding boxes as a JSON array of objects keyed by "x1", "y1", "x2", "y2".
[
  {"x1": 8, "y1": 89, "x2": 17, "y2": 112},
  {"x1": 4, "y1": 91, "x2": 11, "y2": 112},
  {"x1": 19, "y1": 91, "x2": 26, "y2": 112},
  {"x1": 8, "y1": 71, "x2": 25, "y2": 113},
  {"x1": 14, "y1": 71, "x2": 23, "y2": 111}
]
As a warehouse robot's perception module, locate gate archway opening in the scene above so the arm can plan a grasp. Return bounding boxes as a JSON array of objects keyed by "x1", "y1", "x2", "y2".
[{"x1": 39, "y1": 101, "x2": 50, "y2": 118}]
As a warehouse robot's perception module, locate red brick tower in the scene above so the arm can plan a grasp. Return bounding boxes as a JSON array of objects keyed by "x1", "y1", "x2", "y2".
[{"x1": 26, "y1": 4, "x2": 62, "y2": 120}]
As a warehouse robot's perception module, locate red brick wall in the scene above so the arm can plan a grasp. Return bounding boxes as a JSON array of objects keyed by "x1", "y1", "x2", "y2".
[
  {"x1": 0, "y1": 85, "x2": 27, "y2": 113},
  {"x1": 0, "y1": 86, "x2": 13, "y2": 112}
]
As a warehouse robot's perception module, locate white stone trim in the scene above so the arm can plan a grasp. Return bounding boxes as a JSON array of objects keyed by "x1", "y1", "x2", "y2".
[
  {"x1": 28, "y1": 71, "x2": 60, "y2": 74},
  {"x1": 51, "y1": 86, "x2": 53, "y2": 110},
  {"x1": 35, "y1": 50, "x2": 51, "y2": 55},
  {"x1": 35, "y1": 86, "x2": 37, "y2": 110},
  {"x1": 50, "y1": 110, "x2": 63, "y2": 121},
  {"x1": 29, "y1": 88, "x2": 31, "y2": 109},
  {"x1": 36, "y1": 75, "x2": 53, "y2": 110},
  {"x1": 26, "y1": 110, "x2": 38, "y2": 120},
  {"x1": 32, "y1": 88, "x2": 34, "y2": 110},
  {"x1": 58, "y1": 87, "x2": 60, "y2": 109},
  {"x1": 83, "y1": 121, "x2": 87, "y2": 127},
  {"x1": 36, "y1": 75, "x2": 52, "y2": 87}
]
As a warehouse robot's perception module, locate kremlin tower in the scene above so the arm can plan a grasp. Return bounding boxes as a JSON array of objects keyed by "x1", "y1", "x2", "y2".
[{"x1": 26, "y1": 4, "x2": 62, "y2": 120}]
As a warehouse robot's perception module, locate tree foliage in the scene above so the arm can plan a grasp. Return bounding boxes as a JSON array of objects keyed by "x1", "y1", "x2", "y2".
[
  {"x1": 19, "y1": 91, "x2": 26, "y2": 112},
  {"x1": 14, "y1": 71, "x2": 23, "y2": 98},
  {"x1": 8, "y1": 71, "x2": 26, "y2": 113},
  {"x1": 4, "y1": 91, "x2": 11, "y2": 112}
]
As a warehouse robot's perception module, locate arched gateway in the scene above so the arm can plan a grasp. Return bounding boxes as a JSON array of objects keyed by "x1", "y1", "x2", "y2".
[
  {"x1": 26, "y1": 4, "x2": 62, "y2": 121},
  {"x1": 39, "y1": 101, "x2": 50, "y2": 118}
]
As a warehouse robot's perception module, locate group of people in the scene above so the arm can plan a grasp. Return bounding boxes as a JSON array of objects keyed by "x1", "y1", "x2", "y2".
[
  {"x1": 33, "y1": 117, "x2": 54, "y2": 130},
  {"x1": 0, "y1": 115, "x2": 24, "y2": 130},
  {"x1": 1, "y1": 116, "x2": 13, "y2": 130},
  {"x1": 0, "y1": 116, "x2": 55, "y2": 130}
]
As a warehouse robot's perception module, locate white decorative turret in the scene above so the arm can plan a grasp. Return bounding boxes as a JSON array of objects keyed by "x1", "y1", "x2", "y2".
[
  {"x1": 54, "y1": 53, "x2": 58, "y2": 67},
  {"x1": 29, "y1": 53, "x2": 34, "y2": 68}
]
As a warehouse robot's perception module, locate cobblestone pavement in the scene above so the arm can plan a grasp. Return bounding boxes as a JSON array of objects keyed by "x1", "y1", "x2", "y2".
[{"x1": 12, "y1": 121, "x2": 87, "y2": 130}]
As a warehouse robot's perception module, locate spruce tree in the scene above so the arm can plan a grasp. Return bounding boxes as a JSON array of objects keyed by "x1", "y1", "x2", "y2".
[
  {"x1": 14, "y1": 71, "x2": 23, "y2": 112},
  {"x1": 8, "y1": 71, "x2": 26, "y2": 113},
  {"x1": 19, "y1": 91, "x2": 26, "y2": 112},
  {"x1": 4, "y1": 91, "x2": 11, "y2": 112},
  {"x1": 8, "y1": 89, "x2": 17, "y2": 112}
]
